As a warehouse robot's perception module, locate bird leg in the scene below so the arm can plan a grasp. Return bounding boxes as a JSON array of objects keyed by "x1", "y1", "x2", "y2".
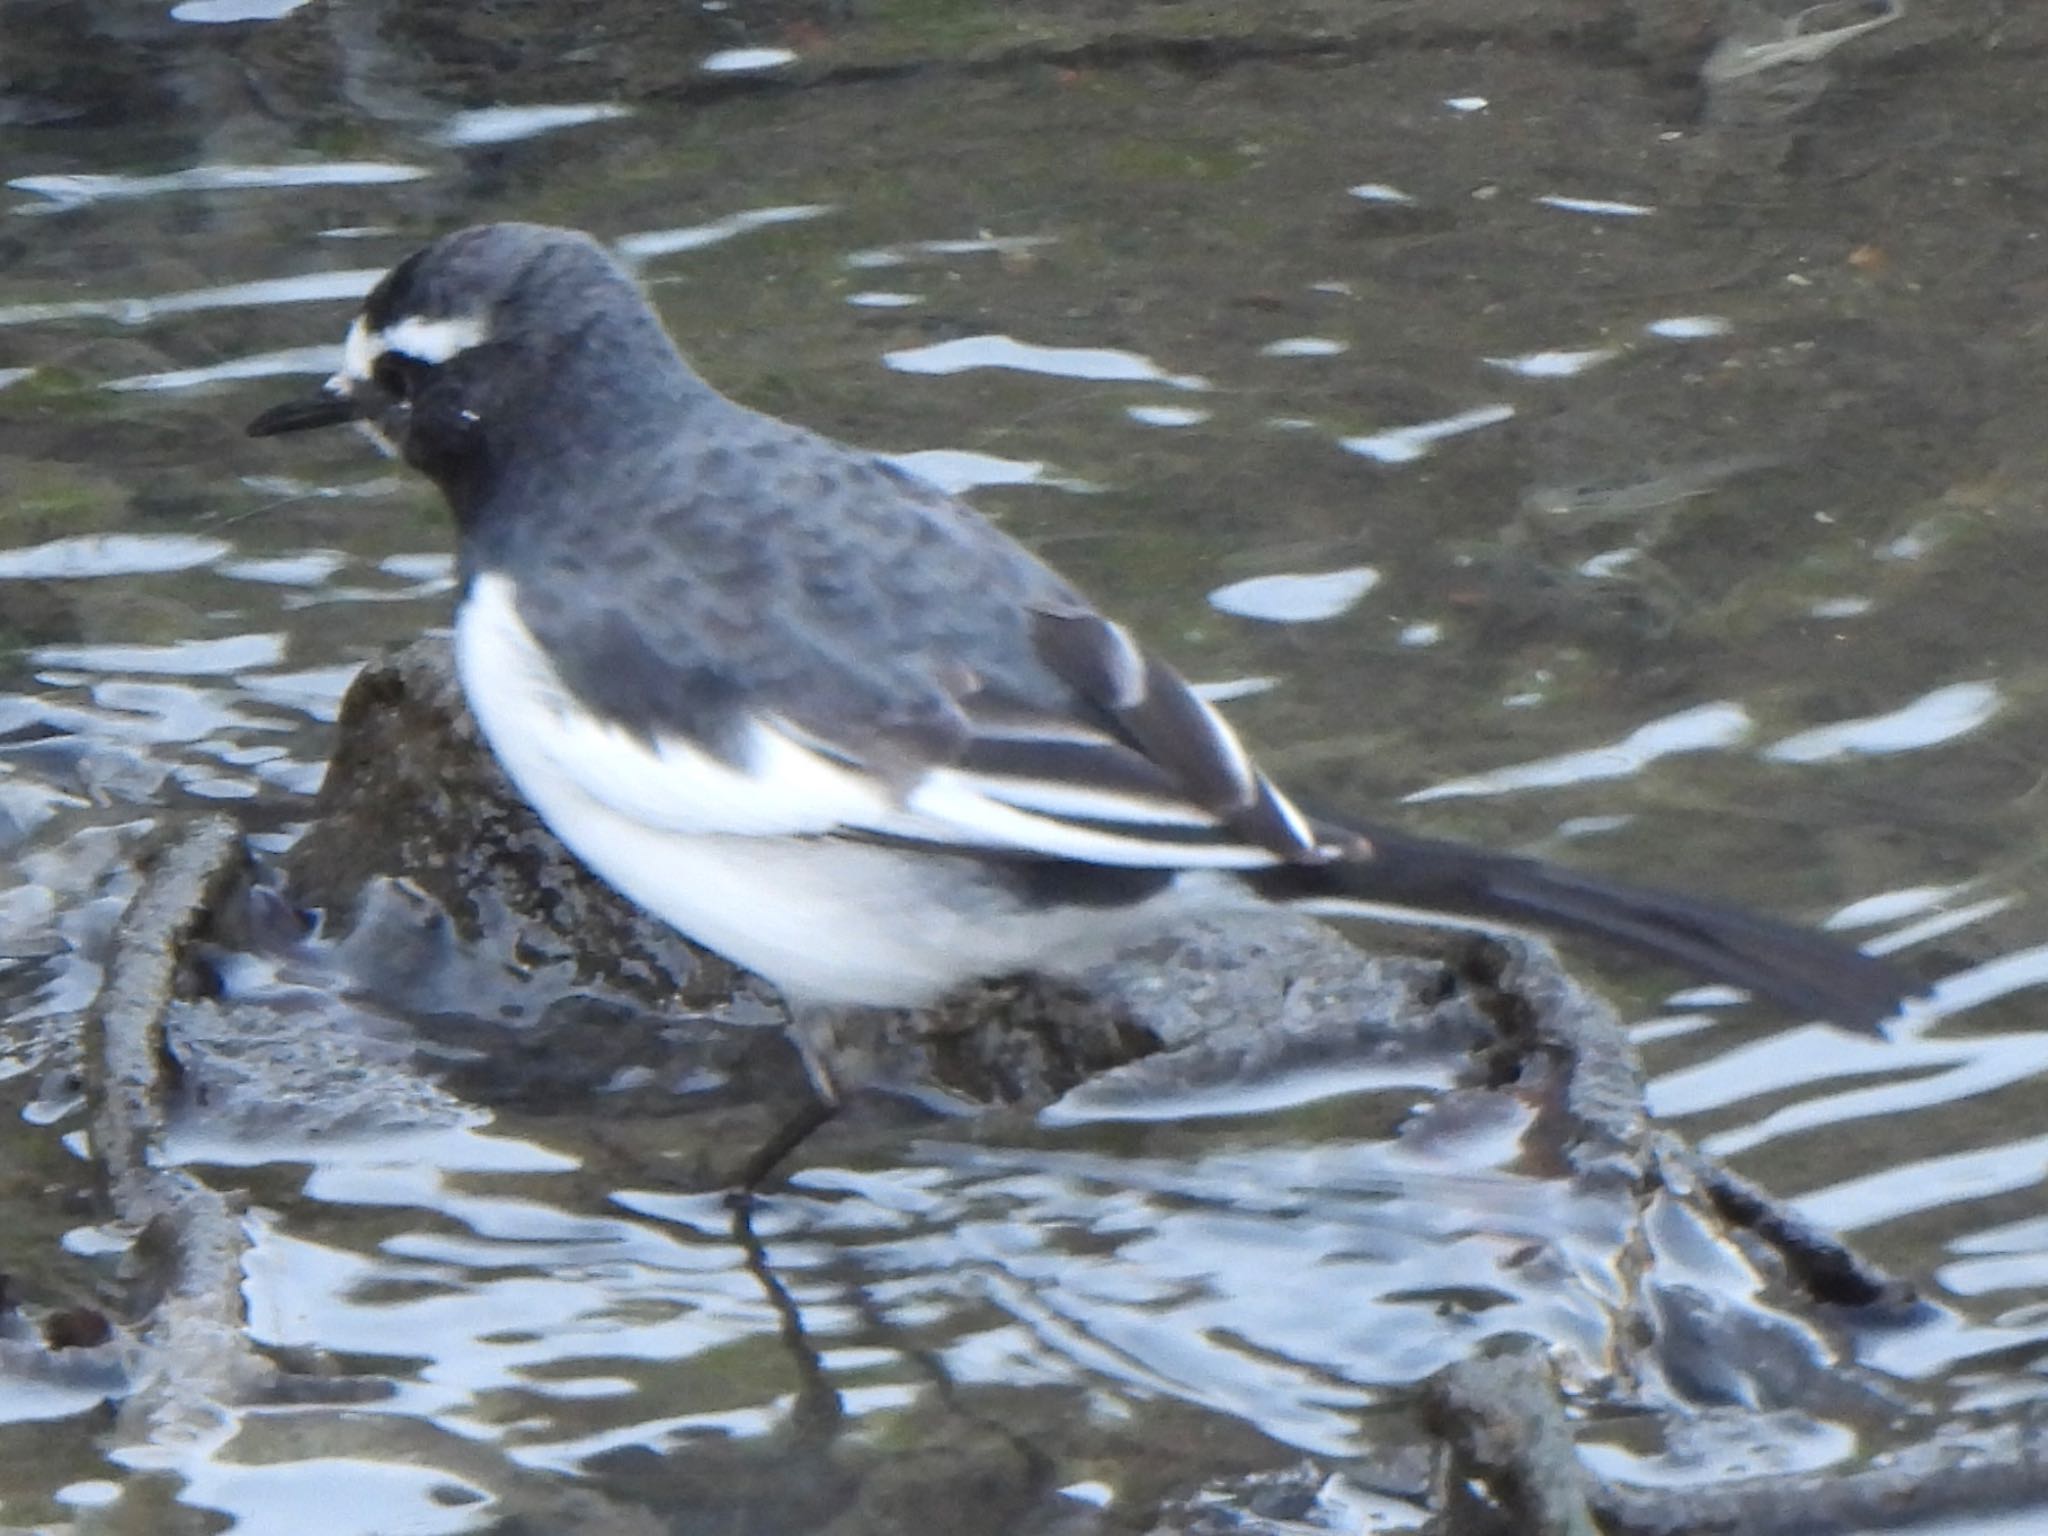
[{"x1": 731, "y1": 1007, "x2": 842, "y2": 1193}]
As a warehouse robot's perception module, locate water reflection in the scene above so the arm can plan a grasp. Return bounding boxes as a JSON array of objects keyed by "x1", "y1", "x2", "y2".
[
  {"x1": 701, "y1": 48, "x2": 801, "y2": 76},
  {"x1": 104, "y1": 345, "x2": 338, "y2": 393},
  {"x1": 434, "y1": 103, "x2": 631, "y2": 147},
  {"x1": 1207, "y1": 567, "x2": 1380, "y2": 624},
  {"x1": 1339, "y1": 403, "x2": 1516, "y2": 464},
  {"x1": 0, "y1": 534, "x2": 230, "y2": 579},
  {"x1": 0, "y1": 271, "x2": 381, "y2": 327},
  {"x1": 1765, "y1": 681, "x2": 2004, "y2": 764},
  {"x1": 9, "y1": 163, "x2": 424, "y2": 210},
  {"x1": 616, "y1": 203, "x2": 834, "y2": 260},
  {"x1": 1407, "y1": 702, "x2": 1754, "y2": 800},
  {"x1": 884, "y1": 335, "x2": 1208, "y2": 390}
]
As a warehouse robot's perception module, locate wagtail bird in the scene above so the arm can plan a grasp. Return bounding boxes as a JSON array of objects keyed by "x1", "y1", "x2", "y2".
[{"x1": 250, "y1": 223, "x2": 1917, "y2": 1174}]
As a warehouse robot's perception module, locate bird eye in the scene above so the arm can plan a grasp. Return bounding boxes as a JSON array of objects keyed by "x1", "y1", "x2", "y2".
[{"x1": 372, "y1": 353, "x2": 412, "y2": 399}]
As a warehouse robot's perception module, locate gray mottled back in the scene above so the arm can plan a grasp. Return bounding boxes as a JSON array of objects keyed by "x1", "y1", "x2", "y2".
[
  {"x1": 372, "y1": 225, "x2": 1096, "y2": 765},
  {"x1": 500, "y1": 391, "x2": 1095, "y2": 769}
]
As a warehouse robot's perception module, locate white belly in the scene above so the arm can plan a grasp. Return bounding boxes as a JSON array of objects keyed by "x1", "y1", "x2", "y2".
[{"x1": 451, "y1": 576, "x2": 1214, "y2": 1006}]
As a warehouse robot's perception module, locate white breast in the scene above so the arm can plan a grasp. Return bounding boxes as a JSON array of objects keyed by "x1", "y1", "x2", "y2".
[{"x1": 451, "y1": 572, "x2": 1219, "y2": 1006}]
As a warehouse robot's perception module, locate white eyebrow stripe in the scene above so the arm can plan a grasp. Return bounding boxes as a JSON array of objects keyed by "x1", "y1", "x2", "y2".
[
  {"x1": 387, "y1": 313, "x2": 490, "y2": 363},
  {"x1": 338, "y1": 312, "x2": 490, "y2": 384}
]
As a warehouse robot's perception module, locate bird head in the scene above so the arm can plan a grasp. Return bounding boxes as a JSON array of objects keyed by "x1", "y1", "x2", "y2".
[{"x1": 248, "y1": 223, "x2": 675, "y2": 498}]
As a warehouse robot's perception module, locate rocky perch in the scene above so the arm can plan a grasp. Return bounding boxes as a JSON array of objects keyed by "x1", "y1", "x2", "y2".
[{"x1": 33, "y1": 636, "x2": 2048, "y2": 1533}]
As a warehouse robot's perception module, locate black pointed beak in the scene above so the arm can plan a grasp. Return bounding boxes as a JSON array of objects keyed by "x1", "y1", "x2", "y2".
[{"x1": 247, "y1": 385, "x2": 358, "y2": 437}]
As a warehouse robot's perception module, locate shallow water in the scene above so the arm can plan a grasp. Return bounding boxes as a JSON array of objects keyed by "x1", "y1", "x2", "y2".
[{"x1": 4, "y1": 1, "x2": 2048, "y2": 1530}]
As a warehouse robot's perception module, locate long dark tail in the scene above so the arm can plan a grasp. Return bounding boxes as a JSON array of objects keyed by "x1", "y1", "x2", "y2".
[{"x1": 1251, "y1": 820, "x2": 1919, "y2": 1033}]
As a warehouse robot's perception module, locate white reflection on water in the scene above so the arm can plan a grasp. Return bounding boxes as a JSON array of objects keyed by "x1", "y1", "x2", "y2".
[
  {"x1": 9, "y1": 162, "x2": 420, "y2": 209},
  {"x1": 885, "y1": 335, "x2": 1207, "y2": 391},
  {"x1": 104, "y1": 345, "x2": 339, "y2": 393},
  {"x1": 1207, "y1": 566, "x2": 1380, "y2": 624},
  {"x1": 161, "y1": 1072, "x2": 1866, "y2": 1487},
  {"x1": 846, "y1": 234, "x2": 1057, "y2": 269},
  {"x1": 1651, "y1": 1006, "x2": 2048, "y2": 1165},
  {"x1": 218, "y1": 551, "x2": 351, "y2": 587},
  {"x1": 1943, "y1": 1213, "x2": 2048, "y2": 1296},
  {"x1": 1861, "y1": 897, "x2": 2017, "y2": 956},
  {"x1": 378, "y1": 553, "x2": 457, "y2": 582},
  {"x1": 1043, "y1": 1055, "x2": 1454, "y2": 1125},
  {"x1": 1800, "y1": 1132, "x2": 2048, "y2": 1234},
  {"x1": 233, "y1": 664, "x2": 365, "y2": 724},
  {"x1": 883, "y1": 449, "x2": 1050, "y2": 495},
  {"x1": 0, "y1": 534, "x2": 229, "y2": 579},
  {"x1": 161, "y1": 1456, "x2": 492, "y2": 1535},
  {"x1": 436, "y1": 104, "x2": 631, "y2": 147},
  {"x1": 1580, "y1": 1413, "x2": 1857, "y2": 1487},
  {"x1": 1484, "y1": 346, "x2": 1619, "y2": 378},
  {"x1": 741, "y1": 1131, "x2": 1758, "y2": 1456},
  {"x1": 616, "y1": 204, "x2": 833, "y2": 261},
  {"x1": 1339, "y1": 403, "x2": 1515, "y2": 464},
  {"x1": 33, "y1": 633, "x2": 286, "y2": 677},
  {"x1": 1406, "y1": 701, "x2": 1754, "y2": 801},
  {"x1": 0, "y1": 1373, "x2": 121, "y2": 1430},
  {"x1": 702, "y1": 47, "x2": 800, "y2": 74},
  {"x1": 1827, "y1": 884, "x2": 1975, "y2": 929},
  {"x1": 0, "y1": 270, "x2": 380, "y2": 328},
  {"x1": 237, "y1": 1176, "x2": 790, "y2": 1452},
  {"x1": 1766, "y1": 681, "x2": 2003, "y2": 763},
  {"x1": 169, "y1": 0, "x2": 315, "y2": 25},
  {"x1": 1646, "y1": 314, "x2": 1731, "y2": 339},
  {"x1": 85, "y1": 678, "x2": 288, "y2": 745},
  {"x1": 1260, "y1": 337, "x2": 1347, "y2": 358},
  {"x1": 1537, "y1": 193, "x2": 1655, "y2": 217},
  {"x1": 52, "y1": 1479, "x2": 121, "y2": 1508},
  {"x1": 1190, "y1": 675, "x2": 1278, "y2": 703},
  {"x1": 1127, "y1": 403, "x2": 1210, "y2": 427}
]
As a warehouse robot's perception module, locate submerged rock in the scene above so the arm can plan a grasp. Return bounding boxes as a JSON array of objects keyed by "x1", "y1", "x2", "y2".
[
  {"x1": 284, "y1": 635, "x2": 741, "y2": 1013},
  {"x1": 274, "y1": 640, "x2": 1906, "y2": 1337},
  {"x1": 282, "y1": 638, "x2": 1492, "y2": 1124},
  {"x1": 49, "y1": 636, "x2": 2004, "y2": 1532},
  {"x1": 275, "y1": 638, "x2": 1618, "y2": 1167}
]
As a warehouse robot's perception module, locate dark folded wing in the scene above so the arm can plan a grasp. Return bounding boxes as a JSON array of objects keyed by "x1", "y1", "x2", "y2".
[
  {"x1": 1022, "y1": 605, "x2": 1329, "y2": 861},
  {"x1": 490, "y1": 571, "x2": 1330, "y2": 869}
]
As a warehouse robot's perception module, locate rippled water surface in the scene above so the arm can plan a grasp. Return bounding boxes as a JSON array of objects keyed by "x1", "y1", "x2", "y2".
[{"x1": 4, "y1": 2, "x2": 2048, "y2": 1531}]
